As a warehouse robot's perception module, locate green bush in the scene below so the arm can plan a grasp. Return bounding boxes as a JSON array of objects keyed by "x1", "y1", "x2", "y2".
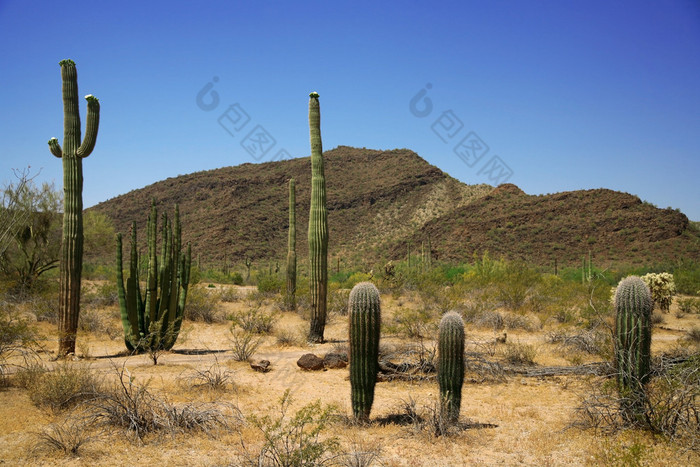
[
  {"x1": 24, "y1": 364, "x2": 101, "y2": 413},
  {"x1": 673, "y1": 260, "x2": 700, "y2": 295},
  {"x1": 185, "y1": 287, "x2": 225, "y2": 323},
  {"x1": 238, "y1": 390, "x2": 340, "y2": 466},
  {"x1": 256, "y1": 270, "x2": 283, "y2": 295}
]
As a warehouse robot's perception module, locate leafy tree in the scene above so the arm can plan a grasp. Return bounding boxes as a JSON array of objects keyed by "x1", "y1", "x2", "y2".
[{"x1": 0, "y1": 174, "x2": 62, "y2": 291}]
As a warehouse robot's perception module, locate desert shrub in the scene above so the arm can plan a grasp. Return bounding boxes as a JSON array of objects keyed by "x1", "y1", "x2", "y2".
[
  {"x1": 84, "y1": 364, "x2": 235, "y2": 442},
  {"x1": 180, "y1": 357, "x2": 234, "y2": 392},
  {"x1": 576, "y1": 355, "x2": 700, "y2": 450},
  {"x1": 546, "y1": 329, "x2": 610, "y2": 357},
  {"x1": 219, "y1": 286, "x2": 241, "y2": 303},
  {"x1": 237, "y1": 390, "x2": 340, "y2": 466},
  {"x1": 502, "y1": 311, "x2": 540, "y2": 331},
  {"x1": 341, "y1": 438, "x2": 383, "y2": 467},
  {"x1": 78, "y1": 307, "x2": 111, "y2": 334},
  {"x1": 381, "y1": 397, "x2": 468, "y2": 438},
  {"x1": 230, "y1": 306, "x2": 278, "y2": 334},
  {"x1": 328, "y1": 285, "x2": 351, "y2": 315},
  {"x1": 471, "y1": 309, "x2": 504, "y2": 331},
  {"x1": 492, "y1": 260, "x2": 542, "y2": 310},
  {"x1": 275, "y1": 329, "x2": 303, "y2": 347},
  {"x1": 686, "y1": 327, "x2": 700, "y2": 344},
  {"x1": 641, "y1": 272, "x2": 676, "y2": 312},
  {"x1": 33, "y1": 418, "x2": 97, "y2": 457},
  {"x1": 185, "y1": 287, "x2": 225, "y2": 323},
  {"x1": 651, "y1": 312, "x2": 665, "y2": 326},
  {"x1": 27, "y1": 364, "x2": 102, "y2": 413},
  {"x1": 677, "y1": 297, "x2": 700, "y2": 314},
  {"x1": 384, "y1": 306, "x2": 436, "y2": 338},
  {"x1": 256, "y1": 270, "x2": 283, "y2": 295},
  {"x1": 501, "y1": 342, "x2": 537, "y2": 366},
  {"x1": 673, "y1": 259, "x2": 700, "y2": 295},
  {"x1": 340, "y1": 272, "x2": 372, "y2": 290},
  {"x1": 229, "y1": 328, "x2": 263, "y2": 361},
  {"x1": 82, "y1": 281, "x2": 118, "y2": 308}
]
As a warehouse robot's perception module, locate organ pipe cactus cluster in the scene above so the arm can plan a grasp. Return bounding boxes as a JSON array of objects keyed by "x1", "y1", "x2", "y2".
[
  {"x1": 614, "y1": 276, "x2": 653, "y2": 422},
  {"x1": 438, "y1": 311, "x2": 465, "y2": 421},
  {"x1": 349, "y1": 282, "x2": 381, "y2": 421},
  {"x1": 285, "y1": 178, "x2": 296, "y2": 311},
  {"x1": 116, "y1": 201, "x2": 191, "y2": 353},
  {"x1": 48, "y1": 59, "x2": 100, "y2": 356},
  {"x1": 307, "y1": 92, "x2": 328, "y2": 342}
]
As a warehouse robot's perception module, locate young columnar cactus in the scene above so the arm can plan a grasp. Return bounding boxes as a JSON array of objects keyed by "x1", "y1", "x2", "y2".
[
  {"x1": 614, "y1": 276, "x2": 653, "y2": 421},
  {"x1": 307, "y1": 92, "x2": 328, "y2": 342},
  {"x1": 438, "y1": 311, "x2": 465, "y2": 421},
  {"x1": 116, "y1": 201, "x2": 191, "y2": 353},
  {"x1": 48, "y1": 59, "x2": 100, "y2": 356},
  {"x1": 349, "y1": 282, "x2": 381, "y2": 421},
  {"x1": 285, "y1": 178, "x2": 297, "y2": 311}
]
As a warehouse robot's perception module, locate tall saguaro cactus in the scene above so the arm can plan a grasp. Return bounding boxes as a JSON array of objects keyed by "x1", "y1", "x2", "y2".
[
  {"x1": 116, "y1": 201, "x2": 191, "y2": 353},
  {"x1": 614, "y1": 276, "x2": 653, "y2": 422},
  {"x1": 349, "y1": 282, "x2": 381, "y2": 421},
  {"x1": 438, "y1": 311, "x2": 465, "y2": 421},
  {"x1": 307, "y1": 92, "x2": 328, "y2": 342},
  {"x1": 47, "y1": 59, "x2": 100, "y2": 356},
  {"x1": 285, "y1": 178, "x2": 297, "y2": 311}
]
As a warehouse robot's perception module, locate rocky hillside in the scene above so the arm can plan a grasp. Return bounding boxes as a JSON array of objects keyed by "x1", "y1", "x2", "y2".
[{"x1": 91, "y1": 146, "x2": 700, "y2": 270}]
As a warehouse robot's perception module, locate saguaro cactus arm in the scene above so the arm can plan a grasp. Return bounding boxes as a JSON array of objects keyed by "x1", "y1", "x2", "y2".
[{"x1": 77, "y1": 95, "x2": 100, "y2": 157}]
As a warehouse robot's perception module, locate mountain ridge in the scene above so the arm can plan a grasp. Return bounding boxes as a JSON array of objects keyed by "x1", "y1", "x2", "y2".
[{"x1": 91, "y1": 146, "x2": 700, "y2": 269}]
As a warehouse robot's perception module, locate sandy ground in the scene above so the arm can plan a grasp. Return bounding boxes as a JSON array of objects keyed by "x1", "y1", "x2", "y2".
[{"x1": 1, "y1": 285, "x2": 698, "y2": 466}]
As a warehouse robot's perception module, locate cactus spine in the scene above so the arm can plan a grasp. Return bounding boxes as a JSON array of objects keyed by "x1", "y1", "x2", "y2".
[
  {"x1": 116, "y1": 201, "x2": 191, "y2": 353},
  {"x1": 438, "y1": 311, "x2": 465, "y2": 421},
  {"x1": 307, "y1": 92, "x2": 328, "y2": 342},
  {"x1": 48, "y1": 59, "x2": 100, "y2": 356},
  {"x1": 614, "y1": 276, "x2": 653, "y2": 421},
  {"x1": 349, "y1": 282, "x2": 381, "y2": 421},
  {"x1": 285, "y1": 178, "x2": 297, "y2": 311}
]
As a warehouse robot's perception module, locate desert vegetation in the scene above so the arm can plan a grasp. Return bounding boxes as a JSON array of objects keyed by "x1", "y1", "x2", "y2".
[
  {"x1": 1, "y1": 252, "x2": 699, "y2": 465},
  {"x1": 1, "y1": 61, "x2": 699, "y2": 466}
]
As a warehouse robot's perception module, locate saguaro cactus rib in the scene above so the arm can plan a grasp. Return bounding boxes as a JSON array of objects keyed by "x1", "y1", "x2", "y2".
[{"x1": 47, "y1": 59, "x2": 100, "y2": 356}]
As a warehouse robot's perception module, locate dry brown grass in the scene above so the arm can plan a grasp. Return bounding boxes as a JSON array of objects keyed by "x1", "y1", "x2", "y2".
[{"x1": 0, "y1": 285, "x2": 698, "y2": 466}]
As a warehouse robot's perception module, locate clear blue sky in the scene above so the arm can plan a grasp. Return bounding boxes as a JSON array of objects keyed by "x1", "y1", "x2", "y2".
[{"x1": 1, "y1": 1, "x2": 699, "y2": 219}]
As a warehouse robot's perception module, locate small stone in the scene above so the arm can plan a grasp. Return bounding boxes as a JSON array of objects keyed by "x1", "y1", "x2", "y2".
[
  {"x1": 297, "y1": 353, "x2": 325, "y2": 371},
  {"x1": 323, "y1": 352, "x2": 348, "y2": 369},
  {"x1": 251, "y1": 360, "x2": 271, "y2": 373}
]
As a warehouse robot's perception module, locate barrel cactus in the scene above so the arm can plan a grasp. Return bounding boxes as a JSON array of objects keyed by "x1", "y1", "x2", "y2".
[
  {"x1": 285, "y1": 178, "x2": 297, "y2": 311},
  {"x1": 614, "y1": 276, "x2": 653, "y2": 422},
  {"x1": 48, "y1": 59, "x2": 100, "y2": 356},
  {"x1": 307, "y1": 91, "x2": 328, "y2": 342},
  {"x1": 349, "y1": 282, "x2": 381, "y2": 421},
  {"x1": 438, "y1": 311, "x2": 465, "y2": 422},
  {"x1": 116, "y1": 201, "x2": 191, "y2": 353}
]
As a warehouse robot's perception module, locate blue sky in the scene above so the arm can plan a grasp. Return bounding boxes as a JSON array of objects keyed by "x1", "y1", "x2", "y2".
[{"x1": 1, "y1": 1, "x2": 699, "y2": 219}]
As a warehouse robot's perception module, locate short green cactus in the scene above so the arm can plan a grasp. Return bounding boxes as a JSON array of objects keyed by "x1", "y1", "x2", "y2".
[
  {"x1": 116, "y1": 201, "x2": 191, "y2": 353},
  {"x1": 285, "y1": 178, "x2": 296, "y2": 311},
  {"x1": 48, "y1": 59, "x2": 100, "y2": 356},
  {"x1": 349, "y1": 282, "x2": 381, "y2": 421},
  {"x1": 308, "y1": 92, "x2": 328, "y2": 342},
  {"x1": 614, "y1": 276, "x2": 653, "y2": 421},
  {"x1": 438, "y1": 311, "x2": 465, "y2": 421}
]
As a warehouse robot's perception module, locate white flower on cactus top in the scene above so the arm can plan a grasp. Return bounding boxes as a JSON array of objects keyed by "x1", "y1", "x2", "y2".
[{"x1": 309, "y1": 92, "x2": 320, "y2": 98}]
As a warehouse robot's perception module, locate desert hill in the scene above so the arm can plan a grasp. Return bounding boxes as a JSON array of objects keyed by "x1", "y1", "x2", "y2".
[{"x1": 91, "y1": 146, "x2": 700, "y2": 270}]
